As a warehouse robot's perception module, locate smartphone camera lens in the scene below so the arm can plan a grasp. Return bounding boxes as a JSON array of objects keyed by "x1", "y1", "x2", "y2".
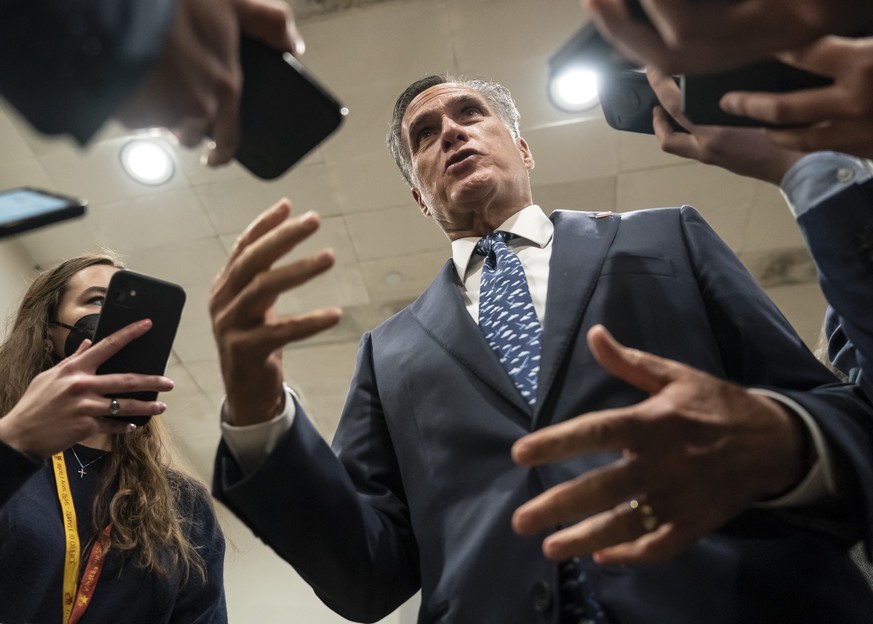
[{"x1": 618, "y1": 88, "x2": 641, "y2": 113}]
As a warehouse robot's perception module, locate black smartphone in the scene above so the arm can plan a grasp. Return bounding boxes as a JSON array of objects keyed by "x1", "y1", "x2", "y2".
[
  {"x1": 234, "y1": 36, "x2": 348, "y2": 180},
  {"x1": 598, "y1": 69, "x2": 685, "y2": 135},
  {"x1": 681, "y1": 59, "x2": 833, "y2": 127},
  {"x1": 0, "y1": 187, "x2": 86, "y2": 238},
  {"x1": 92, "y1": 270, "x2": 186, "y2": 426}
]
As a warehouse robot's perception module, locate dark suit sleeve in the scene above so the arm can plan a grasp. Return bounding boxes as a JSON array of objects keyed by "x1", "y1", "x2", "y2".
[
  {"x1": 678, "y1": 205, "x2": 873, "y2": 553},
  {"x1": 796, "y1": 180, "x2": 873, "y2": 399},
  {"x1": 0, "y1": 0, "x2": 176, "y2": 143},
  {"x1": 212, "y1": 334, "x2": 420, "y2": 623}
]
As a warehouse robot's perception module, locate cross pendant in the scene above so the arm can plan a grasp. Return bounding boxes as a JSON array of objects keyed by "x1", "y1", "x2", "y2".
[{"x1": 78, "y1": 467, "x2": 86, "y2": 478}]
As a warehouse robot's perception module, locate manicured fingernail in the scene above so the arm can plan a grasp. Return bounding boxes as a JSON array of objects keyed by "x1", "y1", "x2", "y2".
[
  {"x1": 288, "y1": 24, "x2": 305, "y2": 55},
  {"x1": 206, "y1": 148, "x2": 227, "y2": 168},
  {"x1": 720, "y1": 94, "x2": 737, "y2": 112},
  {"x1": 126, "y1": 424, "x2": 137, "y2": 432},
  {"x1": 155, "y1": 402, "x2": 168, "y2": 414},
  {"x1": 300, "y1": 211, "x2": 320, "y2": 226}
]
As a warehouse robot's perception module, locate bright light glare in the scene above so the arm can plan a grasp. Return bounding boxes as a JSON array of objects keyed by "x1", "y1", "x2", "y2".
[
  {"x1": 550, "y1": 68, "x2": 600, "y2": 112},
  {"x1": 120, "y1": 139, "x2": 175, "y2": 186}
]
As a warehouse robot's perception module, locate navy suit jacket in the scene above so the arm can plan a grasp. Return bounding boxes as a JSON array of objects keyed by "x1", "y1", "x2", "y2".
[
  {"x1": 215, "y1": 207, "x2": 873, "y2": 623},
  {"x1": 798, "y1": 178, "x2": 873, "y2": 399}
]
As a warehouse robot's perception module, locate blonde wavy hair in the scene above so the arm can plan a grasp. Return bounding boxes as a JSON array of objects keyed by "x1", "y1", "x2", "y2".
[{"x1": 0, "y1": 253, "x2": 209, "y2": 582}]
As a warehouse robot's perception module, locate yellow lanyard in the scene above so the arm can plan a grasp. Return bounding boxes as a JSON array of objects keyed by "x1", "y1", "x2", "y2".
[
  {"x1": 51, "y1": 453, "x2": 79, "y2": 624},
  {"x1": 51, "y1": 452, "x2": 113, "y2": 624}
]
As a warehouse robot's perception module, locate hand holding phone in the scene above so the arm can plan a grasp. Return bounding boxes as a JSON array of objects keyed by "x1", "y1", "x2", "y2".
[
  {"x1": 233, "y1": 37, "x2": 348, "y2": 179},
  {"x1": 93, "y1": 271, "x2": 186, "y2": 426},
  {"x1": 621, "y1": 0, "x2": 833, "y2": 121},
  {"x1": 681, "y1": 59, "x2": 833, "y2": 127}
]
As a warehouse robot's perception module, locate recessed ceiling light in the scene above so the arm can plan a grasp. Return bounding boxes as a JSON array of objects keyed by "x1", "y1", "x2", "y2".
[
  {"x1": 120, "y1": 138, "x2": 175, "y2": 186},
  {"x1": 548, "y1": 67, "x2": 600, "y2": 113},
  {"x1": 384, "y1": 271, "x2": 403, "y2": 286}
]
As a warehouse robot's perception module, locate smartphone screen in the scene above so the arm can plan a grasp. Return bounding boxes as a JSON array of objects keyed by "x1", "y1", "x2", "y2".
[
  {"x1": 93, "y1": 270, "x2": 186, "y2": 426},
  {"x1": 0, "y1": 187, "x2": 86, "y2": 238},
  {"x1": 234, "y1": 37, "x2": 348, "y2": 179}
]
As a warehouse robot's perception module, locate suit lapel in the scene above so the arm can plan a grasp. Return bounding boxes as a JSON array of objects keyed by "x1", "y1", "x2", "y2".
[
  {"x1": 535, "y1": 211, "x2": 620, "y2": 425},
  {"x1": 411, "y1": 260, "x2": 534, "y2": 422}
]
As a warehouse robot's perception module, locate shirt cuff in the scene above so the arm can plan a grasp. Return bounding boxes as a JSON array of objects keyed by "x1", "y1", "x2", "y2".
[
  {"x1": 750, "y1": 388, "x2": 836, "y2": 508},
  {"x1": 219, "y1": 385, "x2": 297, "y2": 476},
  {"x1": 780, "y1": 152, "x2": 873, "y2": 218}
]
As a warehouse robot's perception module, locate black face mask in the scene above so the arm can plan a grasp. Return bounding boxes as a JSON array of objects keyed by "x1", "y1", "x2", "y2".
[{"x1": 52, "y1": 313, "x2": 100, "y2": 358}]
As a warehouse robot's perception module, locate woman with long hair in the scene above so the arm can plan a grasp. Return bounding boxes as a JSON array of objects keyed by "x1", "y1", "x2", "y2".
[{"x1": 0, "y1": 253, "x2": 226, "y2": 623}]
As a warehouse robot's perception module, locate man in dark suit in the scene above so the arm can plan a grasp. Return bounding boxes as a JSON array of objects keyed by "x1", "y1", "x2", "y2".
[{"x1": 210, "y1": 74, "x2": 873, "y2": 623}]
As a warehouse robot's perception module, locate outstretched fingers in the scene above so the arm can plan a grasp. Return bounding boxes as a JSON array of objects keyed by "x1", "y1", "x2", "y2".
[{"x1": 587, "y1": 324, "x2": 682, "y2": 394}]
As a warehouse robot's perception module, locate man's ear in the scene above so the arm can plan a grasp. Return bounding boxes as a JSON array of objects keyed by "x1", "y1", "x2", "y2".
[
  {"x1": 517, "y1": 137, "x2": 535, "y2": 171},
  {"x1": 412, "y1": 188, "x2": 431, "y2": 218}
]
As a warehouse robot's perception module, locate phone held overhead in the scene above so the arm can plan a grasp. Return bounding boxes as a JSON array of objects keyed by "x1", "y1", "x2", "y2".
[
  {"x1": 0, "y1": 187, "x2": 86, "y2": 238},
  {"x1": 680, "y1": 61, "x2": 832, "y2": 127},
  {"x1": 91, "y1": 270, "x2": 186, "y2": 426},
  {"x1": 550, "y1": 12, "x2": 833, "y2": 133},
  {"x1": 232, "y1": 37, "x2": 348, "y2": 180},
  {"x1": 548, "y1": 22, "x2": 679, "y2": 135}
]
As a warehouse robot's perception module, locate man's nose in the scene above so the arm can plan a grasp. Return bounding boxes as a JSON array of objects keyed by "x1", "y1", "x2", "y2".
[{"x1": 441, "y1": 118, "x2": 468, "y2": 149}]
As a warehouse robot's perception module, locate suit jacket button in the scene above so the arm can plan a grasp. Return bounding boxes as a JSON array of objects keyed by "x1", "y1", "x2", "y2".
[{"x1": 531, "y1": 580, "x2": 553, "y2": 613}]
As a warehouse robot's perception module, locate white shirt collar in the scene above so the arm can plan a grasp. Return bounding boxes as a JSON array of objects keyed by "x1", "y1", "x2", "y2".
[{"x1": 451, "y1": 205, "x2": 554, "y2": 278}]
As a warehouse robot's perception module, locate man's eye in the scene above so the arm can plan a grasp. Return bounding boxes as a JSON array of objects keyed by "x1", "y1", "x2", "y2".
[
  {"x1": 463, "y1": 107, "x2": 482, "y2": 117},
  {"x1": 417, "y1": 128, "x2": 434, "y2": 143}
]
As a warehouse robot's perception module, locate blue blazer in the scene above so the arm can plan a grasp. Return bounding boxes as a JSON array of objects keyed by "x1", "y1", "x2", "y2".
[{"x1": 215, "y1": 207, "x2": 873, "y2": 623}]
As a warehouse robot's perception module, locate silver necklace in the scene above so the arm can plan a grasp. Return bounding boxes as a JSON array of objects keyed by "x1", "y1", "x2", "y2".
[{"x1": 70, "y1": 447, "x2": 108, "y2": 479}]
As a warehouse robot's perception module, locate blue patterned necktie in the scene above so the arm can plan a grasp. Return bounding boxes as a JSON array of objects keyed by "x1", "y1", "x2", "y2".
[{"x1": 475, "y1": 231, "x2": 542, "y2": 407}]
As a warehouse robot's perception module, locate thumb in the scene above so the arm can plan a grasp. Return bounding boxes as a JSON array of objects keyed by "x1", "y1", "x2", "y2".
[
  {"x1": 236, "y1": 0, "x2": 303, "y2": 55},
  {"x1": 587, "y1": 324, "x2": 681, "y2": 394}
]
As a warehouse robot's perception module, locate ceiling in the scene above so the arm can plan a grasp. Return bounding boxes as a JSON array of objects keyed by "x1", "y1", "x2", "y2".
[{"x1": 0, "y1": 0, "x2": 828, "y2": 621}]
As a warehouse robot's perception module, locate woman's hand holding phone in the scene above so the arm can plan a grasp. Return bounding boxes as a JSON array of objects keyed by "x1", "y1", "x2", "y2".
[{"x1": 0, "y1": 320, "x2": 173, "y2": 458}]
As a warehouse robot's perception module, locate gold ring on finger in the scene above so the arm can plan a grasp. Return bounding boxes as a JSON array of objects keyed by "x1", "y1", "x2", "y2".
[{"x1": 628, "y1": 498, "x2": 659, "y2": 533}]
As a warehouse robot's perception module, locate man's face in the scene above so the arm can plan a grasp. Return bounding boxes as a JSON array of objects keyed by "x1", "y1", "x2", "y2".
[{"x1": 401, "y1": 83, "x2": 534, "y2": 234}]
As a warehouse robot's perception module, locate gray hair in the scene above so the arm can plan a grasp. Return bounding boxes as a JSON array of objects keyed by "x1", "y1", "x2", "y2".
[{"x1": 386, "y1": 74, "x2": 522, "y2": 187}]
